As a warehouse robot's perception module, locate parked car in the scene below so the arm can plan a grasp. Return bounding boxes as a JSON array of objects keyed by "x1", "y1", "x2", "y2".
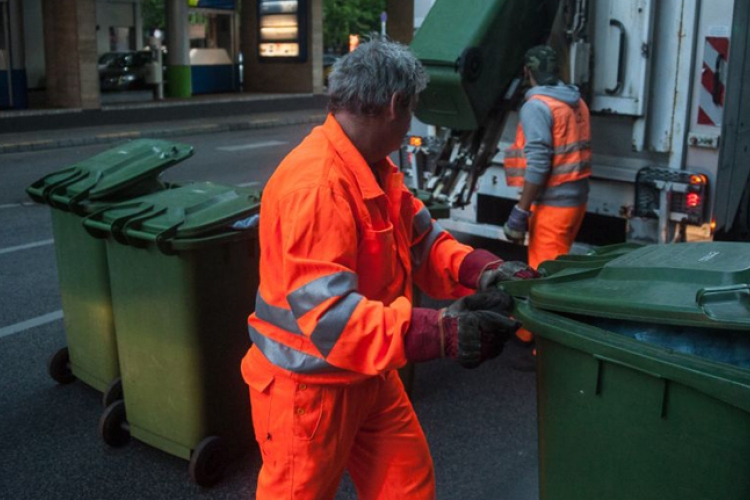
[{"x1": 99, "y1": 51, "x2": 155, "y2": 91}]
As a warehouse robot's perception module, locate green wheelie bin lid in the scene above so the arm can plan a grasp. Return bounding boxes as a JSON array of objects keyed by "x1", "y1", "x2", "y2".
[
  {"x1": 411, "y1": 0, "x2": 561, "y2": 130},
  {"x1": 83, "y1": 182, "x2": 260, "y2": 254},
  {"x1": 26, "y1": 139, "x2": 193, "y2": 215},
  {"x1": 510, "y1": 242, "x2": 750, "y2": 329}
]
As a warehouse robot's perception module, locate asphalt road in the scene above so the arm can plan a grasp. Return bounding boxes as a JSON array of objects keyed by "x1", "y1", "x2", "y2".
[{"x1": 0, "y1": 124, "x2": 538, "y2": 500}]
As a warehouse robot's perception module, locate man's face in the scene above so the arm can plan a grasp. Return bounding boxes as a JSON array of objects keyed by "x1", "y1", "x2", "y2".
[{"x1": 389, "y1": 95, "x2": 416, "y2": 153}]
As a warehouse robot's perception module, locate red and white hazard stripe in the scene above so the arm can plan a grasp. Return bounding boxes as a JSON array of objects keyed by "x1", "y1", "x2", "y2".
[{"x1": 698, "y1": 36, "x2": 730, "y2": 126}]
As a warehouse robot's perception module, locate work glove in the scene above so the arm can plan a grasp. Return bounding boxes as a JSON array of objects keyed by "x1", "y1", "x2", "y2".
[
  {"x1": 478, "y1": 261, "x2": 540, "y2": 291},
  {"x1": 458, "y1": 248, "x2": 540, "y2": 291},
  {"x1": 404, "y1": 290, "x2": 520, "y2": 369},
  {"x1": 503, "y1": 204, "x2": 530, "y2": 244}
]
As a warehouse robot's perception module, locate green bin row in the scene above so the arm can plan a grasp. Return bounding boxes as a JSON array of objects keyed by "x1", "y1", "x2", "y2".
[
  {"x1": 27, "y1": 140, "x2": 261, "y2": 487},
  {"x1": 26, "y1": 139, "x2": 193, "y2": 402},
  {"x1": 501, "y1": 242, "x2": 750, "y2": 500}
]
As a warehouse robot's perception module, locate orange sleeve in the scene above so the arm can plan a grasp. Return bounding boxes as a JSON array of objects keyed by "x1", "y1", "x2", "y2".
[{"x1": 409, "y1": 196, "x2": 474, "y2": 300}]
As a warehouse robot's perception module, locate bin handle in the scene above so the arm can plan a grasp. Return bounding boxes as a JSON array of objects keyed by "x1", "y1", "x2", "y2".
[
  {"x1": 696, "y1": 284, "x2": 750, "y2": 325},
  {"x1": 83, "y1": 202, "x2": 154, "y2": 241},
  {"x1": 26, "y1": 167, "x2": 85, "y2": 205},
  {"x1": 605, "y1": 19, "x2": 627, "y2": 95}
]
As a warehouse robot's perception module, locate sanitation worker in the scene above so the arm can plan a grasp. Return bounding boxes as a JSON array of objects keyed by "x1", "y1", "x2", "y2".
[
  {"x1": 502, "y1": 44, "x2": 592, "y2": 365},
  {"x1": 240, "y1": 36, "x2": 537, "y2": 500}
]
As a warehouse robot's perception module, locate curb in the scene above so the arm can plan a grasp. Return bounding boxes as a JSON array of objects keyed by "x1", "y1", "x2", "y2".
[{"x1": 0, "y1": 113, "x2": 327, "y2": 155}]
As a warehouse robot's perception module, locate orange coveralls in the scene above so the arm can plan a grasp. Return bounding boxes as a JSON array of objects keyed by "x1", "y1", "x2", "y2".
[{"x1": 241, "y1": 114, "x2": 474, "y2": 499}]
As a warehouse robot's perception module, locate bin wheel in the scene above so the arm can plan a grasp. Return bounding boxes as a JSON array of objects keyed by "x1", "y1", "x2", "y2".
[
  {"x1": 189, "y1": 436, "x2": 227, "y2": 488},
  {"x1": 48, "y1": 347, "x2": 76, "y2": 384},
  {"x1": 102, "y1": 377, "x2": 123, "y2": 408},
  {"x1": 99, "y1": 400, "x2": 130, "y2": 448}
]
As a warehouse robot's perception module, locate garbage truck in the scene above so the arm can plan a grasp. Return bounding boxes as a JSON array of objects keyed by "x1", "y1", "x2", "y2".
[{"x1": 404, "y1": 0, "x2": 750, "y2": 247}]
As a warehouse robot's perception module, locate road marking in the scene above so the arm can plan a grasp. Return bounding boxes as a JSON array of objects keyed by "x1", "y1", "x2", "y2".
[
  {"x1": 0, "y1": 202, "x2": 35, "y2": 209},
  {"x1": 0, "y1": 239, "x2": 54, "y2": 256},
  {"x1": 237, "y1": 181, "x2": 260, "y2": 188},
  {"x1": 217, "y1": 140, "x2": 287, "y2": 152},
  {"x1": 0, "y1": 310, "x2": 63, "y2": 339}
]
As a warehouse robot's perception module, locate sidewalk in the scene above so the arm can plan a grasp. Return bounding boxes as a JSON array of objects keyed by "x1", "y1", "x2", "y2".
[{"x1": 0, "y1": 92, "x2": 329, "y2": 154}]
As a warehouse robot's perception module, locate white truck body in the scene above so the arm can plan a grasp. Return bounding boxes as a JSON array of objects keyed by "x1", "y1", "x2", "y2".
[{"x1": 408, "y1": 0, "x2": 740, "y2": 247}]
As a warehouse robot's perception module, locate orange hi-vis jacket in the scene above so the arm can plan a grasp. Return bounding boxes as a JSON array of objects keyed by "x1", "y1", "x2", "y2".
[
  {"x1": 242, "y1": 114, "x2": 474, "y2": 384},
  {"x1": 504, "y1": 94, "x2": 592, "y2": 188}
]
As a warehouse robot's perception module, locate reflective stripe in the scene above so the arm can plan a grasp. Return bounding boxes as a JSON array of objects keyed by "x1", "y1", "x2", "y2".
[
  {"x1": 504, "y1": 167, "x2": 525, "y2": 178},
  {"x1": 550, "y1": 160, "x2": 591, "y2": 176},
  {"x1": 255, "y1": 290, "x2": 302, "y2": 334},
  {"x1": 310, "y1": 293, "x2": 364, "y2": 357},
  {"x1": 413, "y1": 207, "x2": 432, "y2": 236},
  {"x1": 411, "y1": 221, "x2": 445, "y2": 270},
  {"x1": 505, "y1": 149, "x2": 524, "y2": 159},
  {"x1": 553, "y1": 140, "x2": 591, "y2": 155},
  {"x1": 256, "y1": 283, "x2": 364, "y2": 357},
  {"x1": 287, "y1": 271, "x2": 358, "y2": 319},
  {"x1": 249, "y1": 325, "x2": 343, "y2": 374}
]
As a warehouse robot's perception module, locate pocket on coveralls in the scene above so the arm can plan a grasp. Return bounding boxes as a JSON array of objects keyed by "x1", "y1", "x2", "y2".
[
  {"x1": 246, "y1": 370, "x2": 275, "y2": 455},
  {"x1": 358, "y1": 226, "x2": 397, "y2": 296},
  {"x1": 293, "y1": 382, "x2": 328, "y2": 441}
]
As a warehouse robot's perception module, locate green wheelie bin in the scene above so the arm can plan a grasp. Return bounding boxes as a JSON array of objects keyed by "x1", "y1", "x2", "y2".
[
  {"x1": 410, "y1": 0, "x2": 561, "y2": 130},
  {"x1": 500, "y1": 242, "x2": 750, "y2": 500},
  {"x1": 25, "y1": 139, "x2": 193, "y2": 405},
  {"x1": 83, "y1": 182, "x2": 260, "y2": 487}
]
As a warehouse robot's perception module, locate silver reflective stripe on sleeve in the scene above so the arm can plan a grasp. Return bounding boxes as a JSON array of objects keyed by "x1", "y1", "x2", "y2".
[
  {"x1": 309, "y1": 292, "x2": 364, "y2": 357},
  {"x1": 254, "y1": 290, "x2": 302, "y2": 334},
  {"x1": 413, "y1": 207, "x2": 432, "y2": 236},
  {"x1": 255, "y1": 271, "x2": 365, "y2": 362},
  {"x1": 249, "y1": 325, "x2": 343, "y2": 374},
  {"x1": 287, "y1": 271, "x2": 358, "y2": 318},
  {"x1": 411, "y1": 220, "x2": 445, "y2": 271}
]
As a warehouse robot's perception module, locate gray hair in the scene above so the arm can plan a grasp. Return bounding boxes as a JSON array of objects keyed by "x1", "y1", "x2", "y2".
[{"x1": 327, "y1": 36, "x2": 429, "y2": 116}]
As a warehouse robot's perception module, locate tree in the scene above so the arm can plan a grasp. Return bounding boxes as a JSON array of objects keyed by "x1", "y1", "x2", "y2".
[
  {"x1": 142, "y1": 0, "x2": 166, "y2": 32},
  {"x1": 323, "y1": 0, "x2": 386, "y2": 54}
]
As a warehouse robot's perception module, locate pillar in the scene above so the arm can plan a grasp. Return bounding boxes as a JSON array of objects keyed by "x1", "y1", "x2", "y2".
[
  {"x1": 166, "y1": 0, "x2": 191, "y2": 97},
  {"x1": 239, "y1": 0, "x2": 324, "y2": 94},
  {"x1": 386, "y1": 0, "x2": 414, "y2": 45},
  {"x1": 42, "y1": 0, "x2": 99, "y2": 109},
  {"x1": 6, "y1": 0, "x2": 27, "y2": 108},
  {"x1": 134, "y1": 0, "x2": 143, "y2": 50}
]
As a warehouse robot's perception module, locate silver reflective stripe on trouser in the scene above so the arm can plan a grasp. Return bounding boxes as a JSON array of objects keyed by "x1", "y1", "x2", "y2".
[
  {"x1": 411, "y1": 207, "x2": 446, "y2": 271},
  {"x1": 251, "y1": 271, "x2": 364, "y2": 372}
]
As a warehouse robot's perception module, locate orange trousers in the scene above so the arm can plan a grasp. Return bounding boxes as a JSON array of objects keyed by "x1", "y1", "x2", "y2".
[
  {"x1": 516, "y1": 203, "x2": 587, "y2": 342},
  {"x1": 246, "y1": 369, "x2": 435, "y2": 500}
]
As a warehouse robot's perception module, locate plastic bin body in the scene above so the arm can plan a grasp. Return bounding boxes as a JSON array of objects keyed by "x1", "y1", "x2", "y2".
[
  {"x1": 106, "y1": 235, "x2": 258, "y2": 459},
  {"x1": 26, "y1": 139, "x2": 193, "y2": 392},
  {"x1": 411, "y1": 0, "x2": 561, "y2": 130},
  {"x1": 50, "y1": 209, "x2": 117, "y2": 390},
  {"x1": 506, "y1": 242, "x2": 750, "y2": 500},
  {"x1": 84, "y1": 182, "x2": 261, "y2": 461}
]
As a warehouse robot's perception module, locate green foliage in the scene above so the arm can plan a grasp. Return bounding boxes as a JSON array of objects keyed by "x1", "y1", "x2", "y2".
[
  {"x1": 142, "y1": 0, "x2": 166, "y2": 31},
  {"x1": 323, "y1": 0, "x2": 386, "y2": 53}
]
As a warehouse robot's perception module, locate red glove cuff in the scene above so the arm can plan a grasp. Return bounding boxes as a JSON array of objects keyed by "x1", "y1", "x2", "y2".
[
  {"x1": 404, "y1": 308, "x2": 444, "y2": 363},
  {"x1": 458, "y1": 249, "x2": 504, "y2": 290}
]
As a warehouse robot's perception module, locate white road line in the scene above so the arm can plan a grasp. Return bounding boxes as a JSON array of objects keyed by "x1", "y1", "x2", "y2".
[
  {"x1": 0, "y1": 310, "x2": 63, "y2": 339},
  {"x1": 237, "y1": 181, "x2": 260, "y2": 188},
  {"x1": 217, "y1": 140, "x2": 287, "y2": 152},
  {"x1": 0, "y1": 202, "x2": 35, "y2": 209},
  {"x1": 0, "y1": 239, "x2": 54, "y2": 256}
]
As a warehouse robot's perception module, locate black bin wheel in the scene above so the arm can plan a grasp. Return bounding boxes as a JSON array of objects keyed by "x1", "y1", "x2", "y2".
[
  {"x1": 189, "y1": 436, "x2": 227, "y2": 488},
  {"x1": 48, "y1": 347, "x2": 76, "y2": 384},
  {"x1": 99, "y1": 400, "x2": 130, "y2": 448},
  {"x1": 102, "y1": 377, "x2": 123, "y2": 408}
]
